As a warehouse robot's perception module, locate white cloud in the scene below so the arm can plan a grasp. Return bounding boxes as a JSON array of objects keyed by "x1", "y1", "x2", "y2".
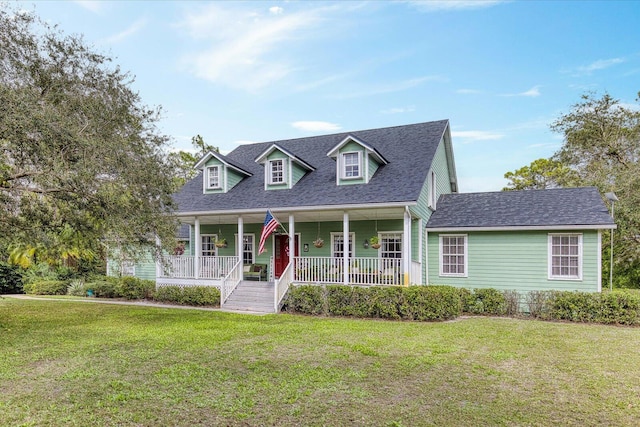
[
  {"x1": 380, "y1": 106, "x2": 416, "y2": 114},
  {"x1": 402, "y1": 1, "x2": 507, "y2": 12},
  {"x1": 451, "y1": 130, "x2": 505, "y2": 143},
  {"x1": 103, "y1": 18, "x2": 147, "y2": 44},
  {"x1": 176, "y1": 4, "x2": 330, "y2": 91},
  {"x1": 291, "y1": 121, "x2": 342, "y2": 132},
  {"x1": 233, "y1": 140, "x2": 259, "y2": 146},
  {"x1": 269, "y1": 6, "x2": 284, "y2": 15},
  {"x1": 330, "y1": 75, "x2": 447, "y2": 99},
  {"x1": 577, "y1": 57, "x2": 625, "y2": 74},
  {"x1": 500, "y1": 85, "x2": 541, "y2": 98}
]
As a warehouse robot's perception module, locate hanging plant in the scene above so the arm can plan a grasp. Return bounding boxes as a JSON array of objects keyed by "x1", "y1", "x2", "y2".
[
  {"x1": 370, "y1": 235, "x2": 381, "y2": 249},
  {"x1": 313, "y1": 222, "x2": 324, "y2": 248},
  {"x1": 215, "y1": 238, "x2": 227, "y2": 248}
]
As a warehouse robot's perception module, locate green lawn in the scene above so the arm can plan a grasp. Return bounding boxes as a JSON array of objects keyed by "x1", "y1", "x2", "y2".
[{"x1": 1, "y1": 298, "x2": 640, "y2": 426}]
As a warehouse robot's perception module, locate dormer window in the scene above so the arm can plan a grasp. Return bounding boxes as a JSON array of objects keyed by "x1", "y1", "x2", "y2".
[
  {"x1": 342, "y1": 152, "x2": 361, "y2": 179},
  {"x1": 207, "y1": 166, "x2": 220, "y2": 189},
  {"x1": 269, "y1": 159, "x2": 286, "y2": 184}
]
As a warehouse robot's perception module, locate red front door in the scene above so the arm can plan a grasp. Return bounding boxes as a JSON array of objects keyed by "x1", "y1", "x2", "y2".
[{"x1": 274, "y1": 235, "x2": 299, "y2": 279}]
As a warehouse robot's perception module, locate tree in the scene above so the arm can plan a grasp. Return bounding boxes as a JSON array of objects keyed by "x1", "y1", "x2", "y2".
[
  {"x1": 167, "y1": 135, "x2": 219, "y2": 189},
  {"x1": 0, "y1": 6, "x2": 178, "y2": 267},
  {"x1": 503, "y1": 158, "x2": 578, "y2": 191}
]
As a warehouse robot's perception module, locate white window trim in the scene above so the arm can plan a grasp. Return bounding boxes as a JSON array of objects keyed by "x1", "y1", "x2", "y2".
[
  {"x1": 330, "y1": 232, "x2": 355, "y2": 258},
  {"x1": 267, "y1": 158, "x2": 287, "y2": 186},
  {"x1": 235, "y1": 233, "x2": 255, "y2": 265},
  {"x1": 201, "y1": 234, "x2": 218, "y2": 257},
  {"x1": 439, "y1": 234, "x2": 468, "y2": 277},
  {"x1": 340, "y1": 151, "x2": 362, "y2": 180},
  {"x1": 206, "y1": 165, "x2": 221, "y2": 190},
  {"x1": 548, "y1": 233, "x2": 583, "y2": 281},
  {"x1": 429, "y1": 170, "x2": 437, "y2": 209}
]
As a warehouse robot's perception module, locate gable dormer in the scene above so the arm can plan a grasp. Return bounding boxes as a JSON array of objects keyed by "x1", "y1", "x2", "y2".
[
  {"x1": 255, "y1": 144, "x2": 315, "y2": 190},
  {"x1": 327, "y1": 135, "x2": 388, "y2": 185},
  {"x1": 194, "y1": 151, "x2": 252, "y2": 194}
]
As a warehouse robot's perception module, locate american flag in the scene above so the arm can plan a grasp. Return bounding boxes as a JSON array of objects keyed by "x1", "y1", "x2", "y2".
[{"x1": 258, "y1": 210, "x2": 280, "y2": 254}]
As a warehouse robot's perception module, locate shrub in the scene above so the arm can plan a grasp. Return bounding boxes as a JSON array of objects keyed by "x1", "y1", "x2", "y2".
[
  {"x1": 326, "y1": 285, "x2": 354, "y2": 316},
  {"x1": 502, "y1": 290, "x2": 522, "y2": 316},
  {"x1": 0, "y1": 262, "x2": 23, "y2": 294},
  {"x1": 284, "y1": 284, "x2": 462, "y2": 321},
  {"x1": 283, "y1": 284, "x2": 325, "y2": 315},
  {"x1": 85, "y1": 280, "x2": 118, "y2": 298},
  {"x1": 153, "y1": 286, "x2": 220, "y2": 306},
  {"x1": 526, "y1": 291, "x2": 552, "y2": 318},
  {"x1": 464, "y1": 288, "x2": 507, "y2": 315},
  {"x1": 596, "y1": 292, "x2": 640, "y2": 325},
  {"x1": 21, "y1": 263, "x2": 58, "y2": 285},
  {"x1": 23, "y1": 280, "x2": 68, "y2": 295},
  {"x1": 404, "y1": 286, "x2": 462, "y2": 321},
  {"x1": 547, "y1": 291, "x2": 599, "y2": 322},
  {"x1": 67, "y1": 280, "x2": 86, "y2": 297},
  {"x1": 115, "y1": 277, "x2": 155, "y2": 300}
]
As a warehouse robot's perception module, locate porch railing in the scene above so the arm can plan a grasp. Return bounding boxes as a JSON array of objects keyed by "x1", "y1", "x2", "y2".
[
  {"x1": 221, "y1": 259, "x2": 242, "y2": 305},
  {"x1": 274, "y1": 261, "x2": 293, "y2": 311},
  {"x1": 159, "y1": 256, "x2": 239, "y2": 279},
  {"x1": 293, "y1": 257, "x2": 404, "y2": 286}
]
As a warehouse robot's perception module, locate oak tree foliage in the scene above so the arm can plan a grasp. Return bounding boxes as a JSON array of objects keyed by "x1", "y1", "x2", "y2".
[{"x1": 0, "y1": 6, "x2": 178, "y2": 265}]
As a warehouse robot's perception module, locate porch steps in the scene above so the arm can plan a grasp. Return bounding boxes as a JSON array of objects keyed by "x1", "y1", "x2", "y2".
[{"x1": 222, "y1": 280, "x2": 276, "y2": 313}]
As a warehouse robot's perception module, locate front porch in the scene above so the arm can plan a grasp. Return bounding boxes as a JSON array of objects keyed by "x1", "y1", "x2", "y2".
[{"x1": 156, "y1": 255, "x2": 421, "y2": 287}]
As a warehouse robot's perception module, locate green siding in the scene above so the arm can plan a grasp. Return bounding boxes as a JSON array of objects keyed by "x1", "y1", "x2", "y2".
[
  {"x1": 367, "y1": 152, "x2": 380, "y2": 181},
  {"x1": 427, "y1": 230, "x2": 600, "y2": 292},
  {"x1": 133, "y1": 251, "x2": 157, "y2": 280},
  {"x1": 411, "y1": 136, "x2": 454, "y2": 283},
  {"x1": 227, "y1": 169, "x2": 244, "y2": 191},
  {"x1": 291, "y1": 162, "x2": 307, "y2": 186}
]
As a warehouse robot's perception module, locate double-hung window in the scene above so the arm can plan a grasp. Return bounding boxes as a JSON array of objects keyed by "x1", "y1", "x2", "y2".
[
  {"x1": 342, "y1": 152, "x2": 361, "y2": 179},
  {"x1": 269, "y1": 159, "x2": 285, "y2": 184},
  {"x1": 207, "y1": 166, "x2": 220, "y2": 189},
  {"x1": 242, "y1": 234, "x2": 254, "y2": 265},
  {"x1": 440, "y1": 235, "x2": 467, "y2": 277},
  {"x1": 548, "y1": 234, "x2": 582, "y2": 280},
  {"x1": 201, "y1": 235, "x2": 217, "y2": 257},
  {"x1": 331, "y1": 232, "x2": 355, "y2": 259}
]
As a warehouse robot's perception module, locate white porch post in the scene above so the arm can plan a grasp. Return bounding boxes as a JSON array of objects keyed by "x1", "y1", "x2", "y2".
[
  {"x1": 194, "y1": 217, "x2": 201, "y2": 279},
  {"x1": 237, "y1": 215, "x2": 244, "y2": 264},
  {"x1": 289, "y1": 214, "x2": 295, "y2": 282},
  {"x1": 403, "y1": 208, "x2": 411, "y2": 286},
  {"x1": 343, "y1": 211, "x2": 349, "y2": 285}
]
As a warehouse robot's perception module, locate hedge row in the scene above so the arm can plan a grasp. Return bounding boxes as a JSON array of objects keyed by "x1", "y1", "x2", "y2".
[
  {"x1": 154, "y1": 286, "x2": 220, "y2": 306},
  {"x1": 529, "y1": 290, "x2": 640, "y2": 325},
  {"x1": 283, "y1": 285, "x2": 640, "y2": 325},
  {"x1": 284, "y1": 285, "x2": 463, "y2": 321},
  {"x1": 23, "y1": 276, "x2": 221, "y2": 307}
]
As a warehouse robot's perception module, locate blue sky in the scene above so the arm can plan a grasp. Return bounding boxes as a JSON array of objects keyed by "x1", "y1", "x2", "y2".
[{"x1": 16, "y1": 0, "x2": 640, "y2": 192}]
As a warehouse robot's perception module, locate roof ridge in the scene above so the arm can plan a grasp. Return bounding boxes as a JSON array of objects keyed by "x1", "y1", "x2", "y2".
[{"x1": 228, "y1": 119, "x2": 450, "y2": 150}]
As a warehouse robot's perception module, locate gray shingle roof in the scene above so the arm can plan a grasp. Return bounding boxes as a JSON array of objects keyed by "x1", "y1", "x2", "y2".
[
  {"x1": 426, "y1": 187, "x2": 615, "y2": 229},
  {"x1": 174, "y1": 120, "x2": 449, "y2": 213}
]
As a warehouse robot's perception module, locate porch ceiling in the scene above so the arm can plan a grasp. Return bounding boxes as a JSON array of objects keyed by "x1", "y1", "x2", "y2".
[{"x1": 177, "y1": 206, "x2": 406, "y2": 225}]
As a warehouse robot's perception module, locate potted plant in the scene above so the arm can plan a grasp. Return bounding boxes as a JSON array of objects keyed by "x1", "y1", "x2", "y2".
[
  {"x1": 370, "y1": 236, "x2": 381, "y2": 249},
  {"x1": 215, "y1": 238, "x2": 227, "y2": 248},
  {"x1": 313, "y1": 237, "x2": 324, "y2": 248}
]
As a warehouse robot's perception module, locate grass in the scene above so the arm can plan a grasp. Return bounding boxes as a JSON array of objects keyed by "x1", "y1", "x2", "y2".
[{"x1": 1, "y1": 298, "x2": 640, "y2": 426}]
